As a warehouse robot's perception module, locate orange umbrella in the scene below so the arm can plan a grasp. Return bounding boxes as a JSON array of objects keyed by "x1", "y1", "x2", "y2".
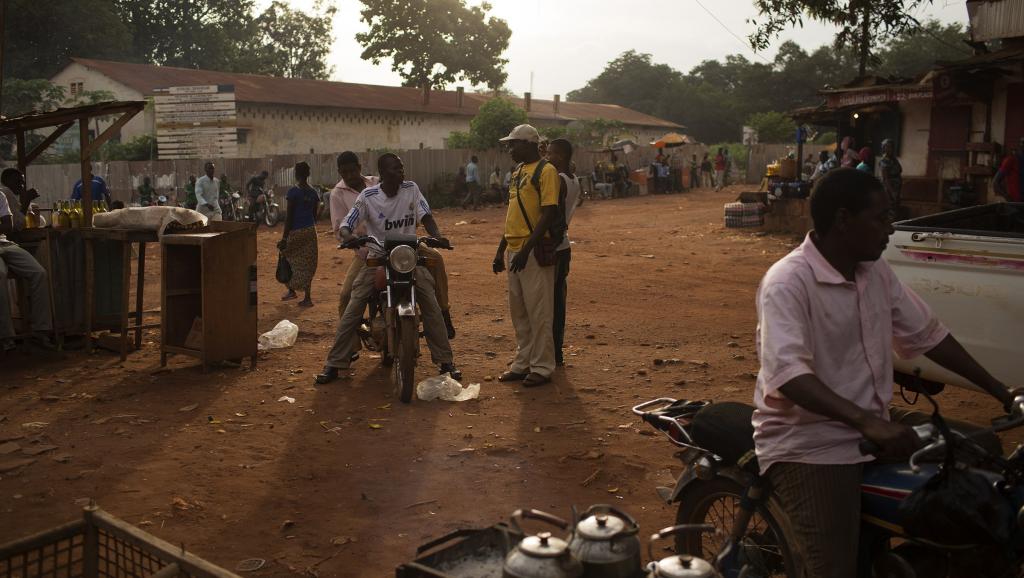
[{"x1": 651, "y1": 132, "x2": 692, "y2": 148}]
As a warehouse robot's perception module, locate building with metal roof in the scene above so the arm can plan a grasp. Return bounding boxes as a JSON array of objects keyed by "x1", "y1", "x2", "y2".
[{"x1": 51, "y1": 58, "x2": 682, "y2": 158}]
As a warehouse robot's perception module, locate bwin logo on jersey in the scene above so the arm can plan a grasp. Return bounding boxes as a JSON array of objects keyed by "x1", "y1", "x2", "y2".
[{"x1": 384, "y1": 215, "x2": 416, "y2": 230}]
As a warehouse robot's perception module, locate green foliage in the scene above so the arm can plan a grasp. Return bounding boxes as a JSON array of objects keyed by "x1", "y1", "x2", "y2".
[
  {"x1": 748, "y1": 0, "x2": 934, "y2": 75},
  {"x1": 569, "y1": 21, "x2": 963, "y2": 144},
  {"x1": 873, "y1": 21, "x2": 970, "y2": 78},
  {"x1": 564, "y1": 119, "x2": 628, "y2": 148},
  {"x1": 447, "y1": 97, "x2": 527, "y2": 150},
  {"x1": 746, "y1": 111, "x2": 797, "y2": 143},
  {"x1": 3, "y1": 0, "x2": 134, "y2": 79},
  {"x1": 424, "y1": 171, "x2": 458, "y2": 208},
  {"x1": 538, "y1": 126, "x2": 567, "y2": 141},
  {"x1": 101, "y1": 134, "x2": 157, "y2": 161},
  {"x1": 1, "y1": 79, "x2": 67, "y2": 117},
  {"x1": 242, "y1": 1, "x2": 337, "y2": 79},
  {"x1": 356, "y1": 0, "x2": 511, "y2": 89},
  {"x1": 814, "y1": 131, "x2": 837, "y2": 144}
]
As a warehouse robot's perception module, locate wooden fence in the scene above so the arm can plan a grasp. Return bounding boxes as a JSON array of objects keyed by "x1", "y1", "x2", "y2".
[{"x1": 19, "y1": 142, "x2": 828, "y2": 207}]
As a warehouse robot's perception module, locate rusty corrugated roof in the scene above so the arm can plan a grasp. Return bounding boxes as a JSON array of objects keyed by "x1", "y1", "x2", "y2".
[{"x1": 69, "y1": 58, "x2": 681, "y2": 129}]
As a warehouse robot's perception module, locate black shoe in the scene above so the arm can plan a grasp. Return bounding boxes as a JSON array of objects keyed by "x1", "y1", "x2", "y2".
[
  {"x1": 350, "y1": 352, "x2": 359, "y2": 363},
  {"x1": 315, "y1": 366, "x2": 340, "y2": 385},
  {"x1": 440, "y1": 363, "x2": 462, "y2": 381},
  {"x1": 442, "y1": 310, "x2": 456, "y2": 340}
]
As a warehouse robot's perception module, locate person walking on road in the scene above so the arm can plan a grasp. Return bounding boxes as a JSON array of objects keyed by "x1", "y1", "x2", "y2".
[
  {"x1": 547, "y1": 138, "x2": 580, "y2": 367},
  {"x1": 492, "y1": 124, "x2": 560, "y2": 387},
  {"x1": 462, "y1": 155, "x2": 481, "y2": 210},
  {"x1": 700, "y1": 153, "x2": 713, "y2": 188},
  {"x1": 714, "y1": 148, "x2": 726, "y2": 191},
  {"x1": 280, "y1": 161, "x2": 319, "y2": 307},
  {"x1": 195, "y1": 162, "x2": 222, "y2": 221}
]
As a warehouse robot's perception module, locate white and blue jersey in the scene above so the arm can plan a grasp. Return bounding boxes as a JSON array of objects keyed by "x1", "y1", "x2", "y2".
[{"x1": 343, "y1": 181, "x2": 431, "y2": 257}]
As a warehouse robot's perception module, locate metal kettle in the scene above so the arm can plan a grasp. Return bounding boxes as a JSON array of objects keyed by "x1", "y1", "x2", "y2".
[
  {"x1": 504, "y1": 509, "x2": 584, "y2": 578},
  {"x1": 645, "y1": 525, "x2": 722, "y2": 578},
  {"x1": 568, "y1": 504, "x2": 643, "y2": 577}
]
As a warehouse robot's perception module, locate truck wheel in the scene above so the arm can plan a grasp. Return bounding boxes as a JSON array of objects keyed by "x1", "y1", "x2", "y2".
[{"x1": 675, "y1": 477, "x2": 796, "y2": 578}]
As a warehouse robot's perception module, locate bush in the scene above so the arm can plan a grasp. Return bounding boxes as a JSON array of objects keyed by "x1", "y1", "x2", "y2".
[
  {"x1": 745, "y1": 111, "x2": 796, "y2": 143},
  {"x1": 425, "y1": 170, "x2": 459, "y2": 208}
]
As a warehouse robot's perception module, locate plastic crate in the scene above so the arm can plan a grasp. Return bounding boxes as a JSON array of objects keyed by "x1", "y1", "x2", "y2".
[{"x1": 0, "y1": 506, "x2": 239, "y2": 578}]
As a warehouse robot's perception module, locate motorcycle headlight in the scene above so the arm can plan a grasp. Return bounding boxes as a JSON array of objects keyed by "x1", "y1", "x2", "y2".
[{"x1": 388, "y1": 245, "x2": 417, "y2": 273}]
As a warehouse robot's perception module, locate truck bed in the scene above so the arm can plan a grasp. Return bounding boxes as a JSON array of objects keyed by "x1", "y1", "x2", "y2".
[{"x1": 885, "y1": 203, "x2": 1024, "y2": 390}]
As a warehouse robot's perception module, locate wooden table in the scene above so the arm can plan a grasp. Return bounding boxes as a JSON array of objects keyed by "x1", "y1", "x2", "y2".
[
  {"x1": 10, "y1": 227, "x2": 86, "y2": 346},
  {"x1": 80, "y1": 228, "x2": 160, "y2": 360}
]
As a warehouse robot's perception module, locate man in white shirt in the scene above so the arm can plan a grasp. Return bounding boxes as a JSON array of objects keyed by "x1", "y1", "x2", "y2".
[
  {"x1": 462, "y1": 155, "x2": 481, "y2": 210},
  {"x1": 195, "y1": 162, "x2": 222, "y2": 221},
  {"x1": 316, "y1": 153, "x2": 460, "y2": 384},
  {"x1": 0, "y1": 168, "x2": 53, "y2": 352},
  {"x1": 547, "y1": 139, "x2": 581, "y2": 366}
]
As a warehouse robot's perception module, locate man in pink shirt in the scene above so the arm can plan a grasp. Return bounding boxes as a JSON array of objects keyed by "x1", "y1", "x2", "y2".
[{"x1": 753, "y1": 168, "x2": 1014, "y2": 578}]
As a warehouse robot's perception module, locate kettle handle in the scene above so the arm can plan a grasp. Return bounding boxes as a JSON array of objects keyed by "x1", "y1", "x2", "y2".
[
  {"x1": 579, "y1": 504, "x2": 640, "y2": 535},
  {"x1": 647, "y1": 524, "x2": 717, "y2": 561},
  {"x1": 511, "y1": 509, "x2": 571, "y2": 533}
]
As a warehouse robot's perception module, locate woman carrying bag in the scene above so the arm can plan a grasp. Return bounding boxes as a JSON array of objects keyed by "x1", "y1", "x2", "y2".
[{"x1": 279, "y1": 162, "x2": 320, "y2": 307}]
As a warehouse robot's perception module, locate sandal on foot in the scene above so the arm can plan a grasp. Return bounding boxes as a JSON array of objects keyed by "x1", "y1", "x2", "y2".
[
  {"x1": 498, "y1": 371, "x2": 528, "y2": 382},
  {"x1": 522, "y1": 373, "x2": 551, "y2": 387}
]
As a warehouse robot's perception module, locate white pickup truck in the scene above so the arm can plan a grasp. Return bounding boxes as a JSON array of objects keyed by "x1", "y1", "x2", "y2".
[{"x1": 884, "y1": 203, "x2": 1024, "y2": 390}]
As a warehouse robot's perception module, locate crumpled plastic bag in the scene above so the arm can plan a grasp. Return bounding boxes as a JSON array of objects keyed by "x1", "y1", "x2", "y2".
[
  {"x1": 258, "y1": 320, "x2": 299, "y2": 351},
  {"x1": 416, "y1": 374, "x2": 480, "y2": 402}
]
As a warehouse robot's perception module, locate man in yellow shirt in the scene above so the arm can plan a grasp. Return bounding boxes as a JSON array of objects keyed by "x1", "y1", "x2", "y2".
[{"x1": 492, "y1": 124, "x2": 561, "y2": 387}]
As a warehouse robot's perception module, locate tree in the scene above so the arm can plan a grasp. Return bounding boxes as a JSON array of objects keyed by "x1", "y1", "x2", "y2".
[
  {"x1": 746, "y1": 111, "x2": 797, "y2": 143},
  {"x1": 3, "y1": 0, "x2": 134, "y2": 79},
  {"x1": 748, "y1": 0, "x2": 933, "y2": 76},
  {"x1": 447, "y1": 97, "x2": 526, "y2": 149},
  {"x1": 568, "y1": 51, "x2": 681, "y2": 116},
  {"x1": 356, "y1": 0, "x2": 511, "y2": 90},
  {"x1": 1, "y1": 79, "x2": 66, "y2": 117},
  {"x1": 875, "y1": 21, "x2": 971, "y2": 78},
  {"x1": 238, "y1": 1, "x2": 337, "y2": 79}
]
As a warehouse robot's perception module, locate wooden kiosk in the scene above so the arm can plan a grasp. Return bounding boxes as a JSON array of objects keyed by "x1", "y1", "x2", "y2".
[{"x1": 160, "y1": 221, "x2": 257, "y2": 371}]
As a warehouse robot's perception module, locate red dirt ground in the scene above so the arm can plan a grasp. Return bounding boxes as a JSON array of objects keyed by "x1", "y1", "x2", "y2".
[{"x1": 1, "y1": 186, "x2": 1017, "y2": 576}]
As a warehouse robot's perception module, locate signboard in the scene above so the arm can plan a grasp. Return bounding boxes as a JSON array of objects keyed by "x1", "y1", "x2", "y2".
[
  {"x1": 826, "y1": 85, "x2": 933, "y2": 109},
  {"x1": 742, "y1": 126, "x2": 758, "y2": 146},
  {"x1": 155, "y1": 85, "x2": 238, "y2": 159}
]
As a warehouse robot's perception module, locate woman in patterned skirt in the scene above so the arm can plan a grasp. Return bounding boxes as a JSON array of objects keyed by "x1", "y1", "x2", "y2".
[{"x1": 280, "y1": 162, "x2": 320, "y2": 307}]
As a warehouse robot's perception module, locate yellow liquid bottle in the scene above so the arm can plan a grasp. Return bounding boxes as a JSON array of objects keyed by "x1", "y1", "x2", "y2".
[
  {"x1": 58, "y1": 201, "x2": 71, "y2": 229},
  {"x1": 51, "y1": 202, "x2": 62, "y2": 229},
  {"x1": 69, "y1": 200, "x2": 83, "y2": 229}
]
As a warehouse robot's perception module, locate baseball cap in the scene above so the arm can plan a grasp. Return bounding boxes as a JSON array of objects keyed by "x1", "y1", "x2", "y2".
[{"x1": 499, "y1": 124, "x2": 540, "y2": 143}]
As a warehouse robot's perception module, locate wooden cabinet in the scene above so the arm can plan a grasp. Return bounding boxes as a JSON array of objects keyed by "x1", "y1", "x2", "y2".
[{"x1": 160, "y1": 221, "x2": 257, "y2": 370}]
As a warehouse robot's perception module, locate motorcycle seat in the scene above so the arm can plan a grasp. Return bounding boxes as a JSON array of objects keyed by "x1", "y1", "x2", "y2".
[{"x1": 690, "y1": 402, "x2": 757, "y2": 469}]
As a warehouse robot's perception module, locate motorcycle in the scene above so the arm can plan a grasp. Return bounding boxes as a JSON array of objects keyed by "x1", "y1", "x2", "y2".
[
  {"x1": 633, "y1": 391, "x2": 1024, "y2": 578},
  {"x1": 316, "y1": 184, "x2": 332, "y2": 222},
  {"x1": 219, "y1": 190, "x2": 243, "y2": 221},
  {"x1": 246, "y1": 186, "x2": 281, "y2": 227},
  {"x1": 341, "y1": 234, "x2": 452, "y2": 403}
]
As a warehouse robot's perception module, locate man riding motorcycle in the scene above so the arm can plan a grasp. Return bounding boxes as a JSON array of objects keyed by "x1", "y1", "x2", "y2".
[
  {"x1": 315, "y1": 153, "x2": 460, "y2": 385},
  {"x1": 246, "y1": 170, "x2": 269, "y2": 223},
  {"x1": 752, "y1": 168, "x2": 1014, "y2": 578}
]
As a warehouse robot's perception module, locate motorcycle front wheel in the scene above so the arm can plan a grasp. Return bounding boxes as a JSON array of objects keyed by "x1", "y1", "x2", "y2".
[
  {"x1": 675, "y1": 477, "x2": 796, "y2": 578},
  {"x1": 394, "y1": 316, "x2": 417, "y2": 403}
]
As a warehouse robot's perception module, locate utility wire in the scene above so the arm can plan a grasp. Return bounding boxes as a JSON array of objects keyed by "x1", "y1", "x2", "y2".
[{"x1": 693, "y1": 0, "x2": 773, "y2": 64}]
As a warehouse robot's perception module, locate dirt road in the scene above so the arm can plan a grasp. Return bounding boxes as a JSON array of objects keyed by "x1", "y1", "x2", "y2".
[{"x1": 1, "y1": 186, "x2": 1014, "y2": 576}]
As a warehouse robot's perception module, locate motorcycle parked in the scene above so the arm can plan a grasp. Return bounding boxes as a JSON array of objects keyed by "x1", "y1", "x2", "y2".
[
  {"x1": 341, "y1": 234, "x2": 452, "y2": 403},
  {"x1": 633, "y1": 393, "x2": 1024, "y2": 578},
  {"x1": 246, "y1": 186, "x2": 281, "y2": 227},
  {"x1": 219, "y1": 190, "x2": 243, "y2": 221}
]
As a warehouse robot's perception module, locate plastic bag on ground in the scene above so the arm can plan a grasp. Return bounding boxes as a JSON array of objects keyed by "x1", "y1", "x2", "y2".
[
  {"x1": 416, "y1": 374, "x2": 480, "y2": 402},
  {"x1": 258, "y1": 320, "x2": 299, "y2": 351}
]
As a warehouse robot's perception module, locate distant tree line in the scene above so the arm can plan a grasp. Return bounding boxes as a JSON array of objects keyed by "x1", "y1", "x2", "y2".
[{"x1": 568, "y1": 20, "x2": 970, "y2": 144}]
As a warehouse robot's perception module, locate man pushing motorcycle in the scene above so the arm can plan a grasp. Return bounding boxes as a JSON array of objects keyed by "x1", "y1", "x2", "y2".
[
  {"x1": 315, "y1": 153, "x2": 460, "y2": 385},
  {"x1": 752, "y1": 168, "x2": 1016, "y2": 578}
]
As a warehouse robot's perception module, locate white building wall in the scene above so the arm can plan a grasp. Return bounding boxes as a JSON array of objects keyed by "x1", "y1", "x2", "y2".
[
  {"x1": 899, "y1": 100, "x2": 932, "y2": 177},
  {"x1": 49, "y1": 63, "x2": 152, "y2": 142}
]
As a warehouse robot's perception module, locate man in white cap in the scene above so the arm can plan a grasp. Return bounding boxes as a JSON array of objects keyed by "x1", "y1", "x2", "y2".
[{"x1": 492, "y1": 124, "x2": 561, "y2": 387}]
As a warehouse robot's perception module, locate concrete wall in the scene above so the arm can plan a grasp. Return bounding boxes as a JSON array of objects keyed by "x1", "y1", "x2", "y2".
[{"x1": 899, "y1": 100, "x2": 931, "y2": 177}]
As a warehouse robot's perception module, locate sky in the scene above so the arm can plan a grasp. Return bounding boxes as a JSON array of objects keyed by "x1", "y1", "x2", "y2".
[{"x1": 259, "y1": 0, "x2": 971, "y2": 99}]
